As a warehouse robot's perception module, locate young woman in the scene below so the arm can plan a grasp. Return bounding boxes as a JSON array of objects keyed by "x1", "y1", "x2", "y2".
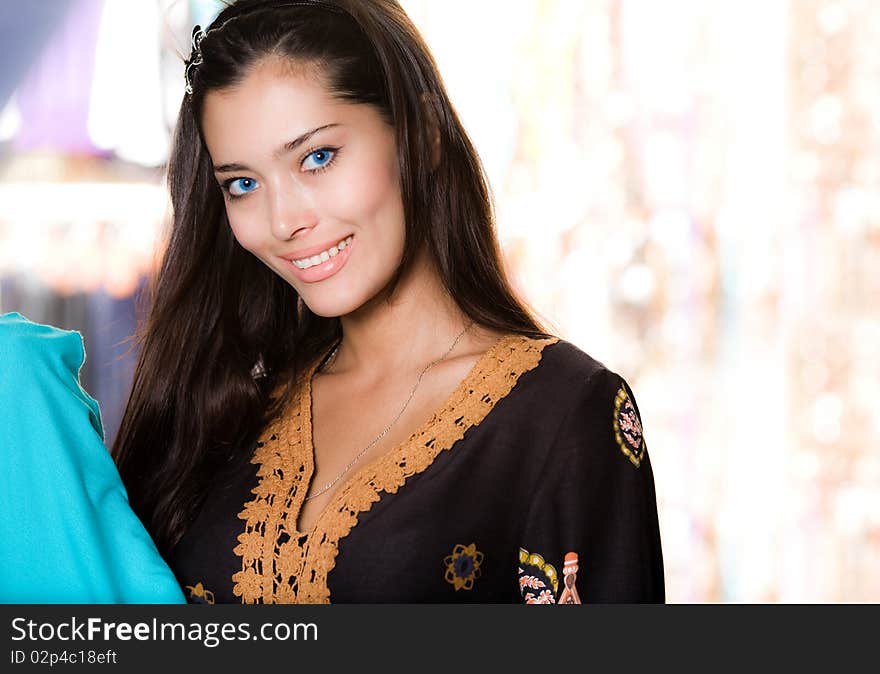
[{"x1": 113, "y1": 0, "x2": 664, "y2": 604}]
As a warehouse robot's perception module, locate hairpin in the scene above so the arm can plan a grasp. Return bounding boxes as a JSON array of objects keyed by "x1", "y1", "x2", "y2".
[{"x1": 184, "y1": 24, "x2": 207, "y2": 96}]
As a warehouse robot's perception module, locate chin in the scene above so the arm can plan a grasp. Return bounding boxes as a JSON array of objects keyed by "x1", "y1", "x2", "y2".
[
  {"x1": 303, "y1": 302, "x2": 353, "y2": 319},
  {"x1": 298, "y1": 288, "x2": 368, "y2": 319}
]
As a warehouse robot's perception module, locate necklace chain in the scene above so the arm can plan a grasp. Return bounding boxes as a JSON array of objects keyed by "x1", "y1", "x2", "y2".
[{"x1": 304, "y1": 321, "x2": 474, "y2": 502}]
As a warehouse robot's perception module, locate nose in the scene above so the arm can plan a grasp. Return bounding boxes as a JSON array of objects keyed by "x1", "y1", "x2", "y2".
[{"x1": 269, "y1": 186, "x2": 318, "y2": 241}]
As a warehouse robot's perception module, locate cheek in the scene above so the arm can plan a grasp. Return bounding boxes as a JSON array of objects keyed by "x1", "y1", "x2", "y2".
[
  {"x1": 227, "y1": 214, "x2": 264, "y2": 254},
  {"x1": 331, "y1": 154, "x2": 402, "y2": 223}
]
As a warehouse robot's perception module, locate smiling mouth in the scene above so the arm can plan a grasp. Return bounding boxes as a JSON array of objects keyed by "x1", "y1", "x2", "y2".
[{"x1": 292, "y1": 235, "x2": 354, "y2": 269}]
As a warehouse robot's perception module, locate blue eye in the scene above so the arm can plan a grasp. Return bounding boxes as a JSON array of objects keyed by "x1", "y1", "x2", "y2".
[
  {"x1": 302, "y1": 148, "x2": 336, "y2": 171},
  {"x1": 227, "y1": 177, "x2": 259, "y2": 197}
]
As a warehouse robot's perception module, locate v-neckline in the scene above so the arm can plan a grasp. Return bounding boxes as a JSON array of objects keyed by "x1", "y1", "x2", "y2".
[
  {"x1": 232, "y1": 331, "x2": 559, "y2": 603},
  {"x1": 294, "y1": 332, "x2": 517, "y2": 537}
]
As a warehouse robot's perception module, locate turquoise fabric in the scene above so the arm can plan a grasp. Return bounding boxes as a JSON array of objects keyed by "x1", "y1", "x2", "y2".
[{"x1": 0, "y1": 312, "x2": 185, "y2": 603}]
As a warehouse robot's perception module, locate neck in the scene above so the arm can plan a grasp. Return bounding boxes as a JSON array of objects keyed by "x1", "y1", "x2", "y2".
[{"x1": 329, "y1": 247, "x2": 475, "y2": 382}]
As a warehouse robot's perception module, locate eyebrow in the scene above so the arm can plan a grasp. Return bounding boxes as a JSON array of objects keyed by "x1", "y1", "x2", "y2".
[{"x1": 212, "y1": 123, "x2": 340, "y2": 173}]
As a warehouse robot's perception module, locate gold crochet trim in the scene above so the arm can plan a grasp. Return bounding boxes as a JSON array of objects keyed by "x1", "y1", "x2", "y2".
[{"x1": 232, "y1": 333, "x2": 559, "y2": 603}]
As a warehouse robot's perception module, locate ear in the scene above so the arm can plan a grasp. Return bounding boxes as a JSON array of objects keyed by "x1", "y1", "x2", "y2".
[{"x1": 419, "y1": 92, "x2": 442, "y2": 170}]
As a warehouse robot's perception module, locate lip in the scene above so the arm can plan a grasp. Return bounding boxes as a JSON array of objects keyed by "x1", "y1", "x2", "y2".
[
  {"x1": 281, "y1": 235, "x2": 353, "y2": 262},
  {"x1": 281, "y1": 234, "x2": 355, "y2": 283}
]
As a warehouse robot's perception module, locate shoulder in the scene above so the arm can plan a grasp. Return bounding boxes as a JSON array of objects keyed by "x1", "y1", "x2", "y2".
[
  {"x1": 0, "y1": 312, "x2": 103, "y2": 440},
  {"x1": 530, "y1": 335, "x2": 609, "y2": 382},
  {"x1": 0, "y1": 311, "x2": 87, "y2": 378},
  {"x1": 517, "y1": 334, "x2": 629, "y2": 405},
  {"x1": 517, "y1": 335, "x2": 648, "y2": 468}
]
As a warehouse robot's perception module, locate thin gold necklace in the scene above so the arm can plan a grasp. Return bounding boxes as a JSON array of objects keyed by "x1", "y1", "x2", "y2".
[{"x1": 304, "y1": 321, "x2": 474, "y2": 502}]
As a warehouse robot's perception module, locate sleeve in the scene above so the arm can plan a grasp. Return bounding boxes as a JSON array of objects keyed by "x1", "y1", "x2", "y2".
[
  {"x1": 517, "y1": 366, "x2": 665, "y2": 604},
  {"x1": 0, "y1": 312, "x2": 186, "y2": 604}
]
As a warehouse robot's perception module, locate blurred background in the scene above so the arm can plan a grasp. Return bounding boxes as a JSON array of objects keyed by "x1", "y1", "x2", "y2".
[{"x1": 1, "y1": 0, "x2": 878, "y2": 602}]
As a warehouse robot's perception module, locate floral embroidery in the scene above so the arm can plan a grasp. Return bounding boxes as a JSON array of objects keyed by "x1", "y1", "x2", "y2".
[
  {"x1": 184, "y1": 581, "x2": 215, "y2": 605},
  {"x1": 444, "y1": 543, "x2": 484, "y2": 591},
  {"x1": 613, "y1": 384, "x2": 646, "y2": 468},
  {"x1": 518, "y1": 547, "x2": 558, "y2": 603},
  {"x1": 557, "y1": 552, "x2": 582, "y2": 604},
  {"x1": 518, "y1": 575, "x2": 546, "y2": 591},
  {"x1": 521, "y1": 585, "x2": 549, "y2": 603}
]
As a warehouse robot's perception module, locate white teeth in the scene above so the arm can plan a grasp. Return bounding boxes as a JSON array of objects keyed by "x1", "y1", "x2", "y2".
[{"x1": 293, "y1": 236, "x2": 352, "y2": 269}]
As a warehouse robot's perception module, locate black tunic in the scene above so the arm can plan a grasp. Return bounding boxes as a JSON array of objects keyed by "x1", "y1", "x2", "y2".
[{"x1": 168, "y1": 334, "x2": 665, "y2": 604}]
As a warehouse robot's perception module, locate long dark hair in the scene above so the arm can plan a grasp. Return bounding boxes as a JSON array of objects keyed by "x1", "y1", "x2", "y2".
[{"x1": 113, "y1": 0, "x2": 552, "y2": 555}]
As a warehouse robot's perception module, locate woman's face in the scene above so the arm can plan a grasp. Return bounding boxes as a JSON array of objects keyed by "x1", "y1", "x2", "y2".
[{"x1": 201, "y1": 60, "x2": 405, "y2": 317}]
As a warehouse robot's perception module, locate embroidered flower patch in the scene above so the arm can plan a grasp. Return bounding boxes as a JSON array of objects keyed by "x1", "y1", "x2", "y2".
[
  {"x1": 517, "y1": 547, "x2": 558, "y2": 603},
  {"x1": 444, "y1": 543, "x2": 484, "y2": 591},
  {"x1": 184, "y1": 581, "x2": 215, "y2": 605},
  {"x1": 613, "y1": 384, "x2": 646, "y2": 468}
]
